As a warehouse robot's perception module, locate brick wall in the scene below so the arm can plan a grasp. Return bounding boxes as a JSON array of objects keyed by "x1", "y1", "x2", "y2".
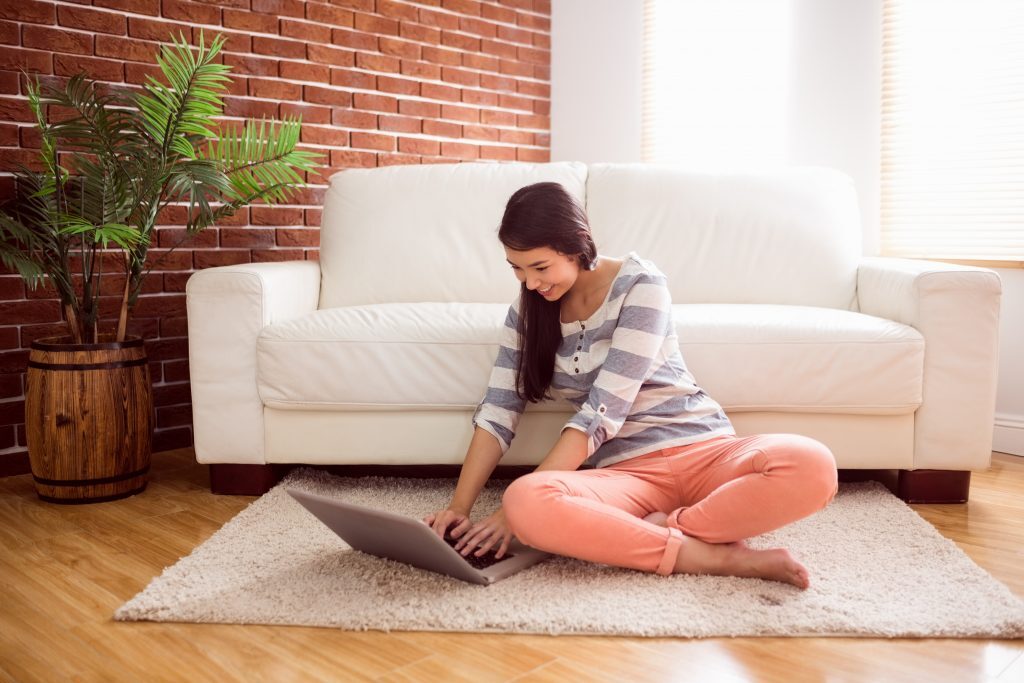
[{"x1": 0, "y1": 0, "x2": 551, "y2": 474}]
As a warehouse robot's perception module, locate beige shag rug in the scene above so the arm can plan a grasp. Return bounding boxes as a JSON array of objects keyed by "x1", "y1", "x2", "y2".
[{"x1": 115, "y1": 469, "x2": 1024, "y2": 638}]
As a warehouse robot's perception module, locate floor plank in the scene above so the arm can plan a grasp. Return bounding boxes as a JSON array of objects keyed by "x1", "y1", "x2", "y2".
[{"x1": 0, "y1": 448, "x2": 1021, "y2": 682}]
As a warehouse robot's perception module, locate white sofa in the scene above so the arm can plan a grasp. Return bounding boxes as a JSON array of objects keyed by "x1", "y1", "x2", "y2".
[{"x1": 185, "y1": 162, "x2": 1002, "y2": 502}]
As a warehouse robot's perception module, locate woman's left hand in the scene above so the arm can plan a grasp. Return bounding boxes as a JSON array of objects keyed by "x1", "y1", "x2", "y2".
[{"x1": 454, "y1": 507, "x2": 514, "y2": 559}]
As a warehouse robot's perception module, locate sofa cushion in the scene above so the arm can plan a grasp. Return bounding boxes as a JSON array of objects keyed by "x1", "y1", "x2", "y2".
[
  {"x1": 586, "y1": 165, "x2": 863, "y2": 309},
  {"x1": 317, "y1": 162, "x2": 588, "y2": 309},
  {"x1": 256, "y1": 303, "x2": 923, "y2": 416}
]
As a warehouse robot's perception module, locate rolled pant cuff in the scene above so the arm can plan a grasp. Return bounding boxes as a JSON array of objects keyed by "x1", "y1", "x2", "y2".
[{"x1": 656, "y1": 527, "x2": 684, "y2": 576}]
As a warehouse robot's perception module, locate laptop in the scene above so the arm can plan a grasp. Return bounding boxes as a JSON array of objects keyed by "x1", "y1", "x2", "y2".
[{"x1": 287, "y1": 488, "x2": 551, "y2": 585}]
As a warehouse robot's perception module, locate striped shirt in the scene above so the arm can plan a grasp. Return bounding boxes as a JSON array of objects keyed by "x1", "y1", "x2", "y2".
[{"x1": 473, "y1": 251, "x2": 735, "y2": 469}]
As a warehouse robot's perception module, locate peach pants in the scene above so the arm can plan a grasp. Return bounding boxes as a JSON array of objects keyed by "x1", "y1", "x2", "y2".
[{"x1": 501, "y1": 434, "x2": 839, "y2": 576}]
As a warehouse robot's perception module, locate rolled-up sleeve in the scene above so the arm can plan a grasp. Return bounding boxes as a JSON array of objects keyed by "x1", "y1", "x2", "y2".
[
  {"x1": 472, "y1": 300, "x2": 527, "y2": 455},
  {"x1": 563, "y1": 277, "x2": 673, "y2": 457}
]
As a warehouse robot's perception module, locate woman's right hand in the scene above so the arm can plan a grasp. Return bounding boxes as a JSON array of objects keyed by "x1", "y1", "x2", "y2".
[{"x1": 423, "y1": 508, "x2": 471, "y2": 540}]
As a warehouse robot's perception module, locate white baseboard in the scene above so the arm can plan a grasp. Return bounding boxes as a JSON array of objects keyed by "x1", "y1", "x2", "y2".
[{"x1": 993, "y1": 413, "x2": 1024, "y2": 457}]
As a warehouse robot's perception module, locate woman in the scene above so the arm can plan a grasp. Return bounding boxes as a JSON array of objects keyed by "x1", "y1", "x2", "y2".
[{"x1": 425, "y1": 182, "x2": 838, "y2": 589}]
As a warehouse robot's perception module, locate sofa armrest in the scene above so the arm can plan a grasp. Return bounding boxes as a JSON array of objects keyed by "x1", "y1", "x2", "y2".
[
  {"x1": 186, "y1": 261, "x2": 321, "y2": 465},
  {"x1": 857, "y1": 257, "x2": 1002, "y2": 470}
]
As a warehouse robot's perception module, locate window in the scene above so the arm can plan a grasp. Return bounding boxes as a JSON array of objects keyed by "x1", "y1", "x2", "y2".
[{"x1": 881, "y1": 0, "x2": 1024, "y2": 263}]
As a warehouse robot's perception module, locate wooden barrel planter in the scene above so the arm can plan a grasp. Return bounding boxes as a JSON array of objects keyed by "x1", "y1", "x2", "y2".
[{"x1": 25, "y1": 335, "x2": 153, "y2": 504}]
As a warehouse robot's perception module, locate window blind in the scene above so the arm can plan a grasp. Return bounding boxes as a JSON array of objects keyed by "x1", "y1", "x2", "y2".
[{"x1": 881, "y1": 0, "x2": 1024, "y2": 262}]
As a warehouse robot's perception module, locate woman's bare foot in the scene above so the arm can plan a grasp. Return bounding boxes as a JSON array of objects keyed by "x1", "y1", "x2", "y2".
[{"x1": 673, "y1": 535, "x2": 810, "y2": 589}]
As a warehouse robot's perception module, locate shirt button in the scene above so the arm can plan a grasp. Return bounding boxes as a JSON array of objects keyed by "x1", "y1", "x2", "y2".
[
  {"x1": 574, "y1": 369, "x2": 579, "y2": 374},
  {"x1": 573, "y1": 356, "x2": 578, "y2": 361},
  {"x1": 598, "y1": 405, "x2": 606, "y2": 413},
  {"x1": 577, "y1": 346, "x2": 582, "y2": 351}
]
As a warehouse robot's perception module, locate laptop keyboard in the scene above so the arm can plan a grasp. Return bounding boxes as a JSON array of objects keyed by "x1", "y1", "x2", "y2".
[{"x1": 443, "y1": 532, "x2": 515, "y2": 570}]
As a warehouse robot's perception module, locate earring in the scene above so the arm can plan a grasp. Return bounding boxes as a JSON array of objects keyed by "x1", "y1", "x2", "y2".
[{"x1": 588, "y1": 256, "x2": 599, "y2": 271}]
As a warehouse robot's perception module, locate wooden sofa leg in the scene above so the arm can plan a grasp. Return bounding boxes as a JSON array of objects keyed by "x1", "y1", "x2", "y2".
[
  {"x1": 209, "y1": 464, "x2": 290, "y2": 496},
  {"x1": 897, "y1": 469, "x2": 971, "y2": 504}
]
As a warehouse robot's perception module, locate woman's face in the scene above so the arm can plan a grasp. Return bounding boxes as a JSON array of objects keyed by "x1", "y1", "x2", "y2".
[{"x1": 505, "y1": 246, "x2": 580, "y2": 301}]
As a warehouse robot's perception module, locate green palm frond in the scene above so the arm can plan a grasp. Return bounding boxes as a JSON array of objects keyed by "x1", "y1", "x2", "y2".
[
  {"x1": 202, "y1": 116, "x2": 321, "y2": 205},
  {"x1": 58, "y1": 216, "x2": 143, "y2": 251},
  {"x1": 135, "y1": 31, "x2": 231, "y2": 154}
]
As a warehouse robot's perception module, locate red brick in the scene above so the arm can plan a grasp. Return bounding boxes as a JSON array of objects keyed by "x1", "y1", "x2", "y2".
[
  {"x1": 252, "y1": 249, "x2": 304, "y2": 263},
  {"x1": 422, "y1": 45, "x2": 461, "y2": 67},
  {"x1": 442, "y1": 0, "x2": 481, "y2": 16},
  {"x1": 351, "y1": 131, "x2": 395, "y2": 152},
  {"x1": 463, "y1": 124, "x2": 499, "y2": 142},
  {"x1": 251, "y1": 0, "x2": 304, "y2": 18},
  {"x1": 279, "y1": 60, "x2": 329, "y2": 84},
  {"x1": 332, "y1": 27, "x2": 377, "y2": 51},
  {"x1": 157, "y1": 226, "x2": 218, "y2": 248},
  {"x1": 441, "y1": 141, "x2": 479, "y2": 159},
  {"x1": 0, "y1": 71, "x2": 17, "y2": 93},
  {"x1": 378, "y1": 114, "x2": 421, "y2": 134},
  {"x1": 400, "y1": 21, "x2": 441, "y2": 44},
  {"x1": 304, "y1": 208, "x2": 322, "y2": 227},
  {"x1": 499, "y1": 58, "x2": 533, "y2": 78},
  {"x1": 422, "y1": 82, "x2": 460, "y2": 102},
  {"x1": 304, "y1": 85, "x2": 352, "y2": 108},
  {"x1": 156, "y1": 403, "x2": 192, "y2": 428},
  {"x1": 423, "y1": 119, "x2": 460, "y2": 138},
  {"x1": 253, "y1": 36, "x2": 305, "y2": 60},
  {"x1": 441, "y1": 30, "x2": 480, "y2": 52},
  {"x1": 481, "y1": 73, "x2": 516, "y2": 92},
  {"x1": 305, "y1": 45, "x2": 353, "y2": 70},
  {"x1": 517, "y1": 12, "x2": 549, "y2": 30},
  {"x1": 0, "y1": 46, "x2": 52, "y2": 74},
  {"x1": 0, "y1": 1, "x2": 56, "y2": 25},
  {"x1": 330, "y1": 148, "x2": 376, "y2": 168},
  {"x1": 517, "y1": 112, "x2": 548, "y2": 129},
  {"x1": 305, "y1": 3, "x2": 354, "y2": 27},
  {"x1": 0, "y1": 276, "x2": 25, "y2": 299},
  {"x1": 376, "y1": 75, "x2": 419, "y2": 96},
  {"x1": 55, "y1": 53, "x2": 124, "y2": 81},
  {"x1": 251, "y1": 206, "x2": 304, "y2": 226},
  {"x1": 353, "y1": 92, "x2": 397, "y2": 113},
  {"x1": 378, "y1": 152, "x2": 421, "y2": 167},
  {"x1": 163, "y1": 273, "x2": 192, "y2": 292},
  {"x1": 482, "y1": 38, "x2": 516, "y2": 59},
  {"x1": 517, "y1": 146, "x2": 548, "y2": 162},
  {"x1": 497, "y1": 24, "x2": 531, "y2": 45},
  {"x1": 276, "y1": 228, "x2": 320, "y2": 247},
  {"x1": 354, "y1": 11, "x2": 398, "y2": 36},
  {"x1": 462, "y1": 53, "x2": 499, "y2": 72},
  {"x1": 441, "y1": 103, "x2": 478, "y2": 123},
  {"x1": 153, "y1": 382, "x2": 191, "y2": 407},
  {"x1": 480, "y1": 144, "x2": 516, "y2": 161},
  {"x1": 128, "y1": 16, "x2": 189, "y2": 42},
  {"x1": 419, "y1": 7, "x2": 459, "y2": 31},
  {"x1": 223, "y1": 9, "x2": 279, "y2": 34},
  {"x1": 328, "y1": 0, "x2": 374, "y2": 10},
  {"x1": 249, "y1": 78, "x2": 301, "y2": 100},
  {"x1": 280, "y1": 102, "x2": 331, "y2": 125},
  {"x1": 23, "y1": 25, "x2": 93, "y2": 55},
  {"x1": 533, "y1": 32, "x2": 550, "y2": 49},
  {"x1": 535, "y1": 131, "x2": 550, "y2": 147},
  {"x1": 153, "y1": 426, "x2": 192, "y2": 452},
  {"x1": 163, "y1": 359, "x2": 190, "y2": 382},
  {"x1": 379, "y1": 36, "x2": 421, "y2": 60},
  {"x1": 332, "y1": 108, "x2": 377, "y2": 129},
  {"x1": 481, "y1": 3, "x2": 516, "y2": 23},
  {"x1": 0, "y1": 300, "x2": 61, "y2": 324},
  {"x1": 533, "y1": 64, "x2": 550, "y2": 80},
  {"x1": 281, "y1": 19, "x2": 331, "y2": 43},
  {"x1": 377, "y1": 0, "x2": 417, "y2": 21},
  {"x1": 94, "y1": 0, "x2": 160, "y2": 17},
  {"x1": 300, "y1": 125, "x2": 348, "y2": 146},
  {"x1": 193, "y1": 250, "x2": 251, "y2": 269},
  {"x1": 532, "y1": 98, "x2": 549, "y2": 115},
  {"x1": 95, "y1": 35, "x2": 157, "y2": 63},
  {"x1": 499, "y1": 92, "x2": 532, "y2": 112},
  {"x1": 517, "y1": 79, "x2": 549, "y2": 98},
  {"x1": 144, "y1": 250, "x2": 193, "y2": 271},
  {"x1": 223, "y1": 97, "x2": 279, "y2": 118},
  {"x1": 357, "y1": 52, "x2": 400, "y2": 73},
  {"x1": 162, "y1": 0, "x2": 220, "y2": 24},
  {"x1": 460, "y1": 16, "x2": 497, "y2": 39},
  {"x1": 58, "y1": 6, "x2": 126, "y2": 35},
  {"x1": 220, "y1": 228, "x2": 276, "y2": 248},
  {"x1": 398, "y1": 137, "x2": 439, "y2": 156},
  {"x1": 499, "y1": 128, "x2": 532, "y2": 145},
  {"x1": 517, "y1": 45, "x2": 549, "y2": 65},
  {"x1": 401, "y1": 59, "x2": 440, "y2": 80},
  {"x1": 331, "y1": 67, "x2": 374, "y2": 89},
  {"x1": 223, "y1": 53, "x2": 279, "y2": 77},
  {"x1": 397, "y1": 99, "x2": 439, "y2": 118},
  {"x1": 0, "y1": 123, "x2": 18, "y2": 146},
  {"x1": 462, "y1": 88, "x2": 498, "y2": 106},
  {"x1": 442, "y1": 66, "x2": 480, "y2": 87}
]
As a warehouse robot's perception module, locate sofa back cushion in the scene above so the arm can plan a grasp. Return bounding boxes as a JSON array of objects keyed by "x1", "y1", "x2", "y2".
[
  {"x1": 586, "y1": 164, "x2": 863, "y2": 309},
  {"x1": 318, "y1": 161, "x2": 588, "y2": 308}
]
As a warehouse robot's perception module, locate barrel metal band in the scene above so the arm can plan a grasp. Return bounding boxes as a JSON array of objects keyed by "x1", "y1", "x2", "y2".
[
  {"x1": 28, "y1": 358, "x2": 149, "y2": 371},
  {"x1": 33, "y1": 465, "x2": 150, "y2": 487}
]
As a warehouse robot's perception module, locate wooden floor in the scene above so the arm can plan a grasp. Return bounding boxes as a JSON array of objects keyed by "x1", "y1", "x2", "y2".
[{"x1": 1, "y1": 450, "x2": 1022, "y2": 683}]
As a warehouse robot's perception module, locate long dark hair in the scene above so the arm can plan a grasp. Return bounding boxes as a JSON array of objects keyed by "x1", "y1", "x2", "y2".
[{"x1": 498, "y1": 182, "x2": 597, "y2": 402}]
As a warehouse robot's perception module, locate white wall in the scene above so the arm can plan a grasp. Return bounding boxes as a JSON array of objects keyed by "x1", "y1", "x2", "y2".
[{"x1": 551, "y1": 0, "x2": 1023, "y2": 456}]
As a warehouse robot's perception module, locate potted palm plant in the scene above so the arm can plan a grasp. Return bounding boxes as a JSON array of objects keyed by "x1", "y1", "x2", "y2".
[{"x1": 0, "y1": 32, "x2": 321, "y2": 503}]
